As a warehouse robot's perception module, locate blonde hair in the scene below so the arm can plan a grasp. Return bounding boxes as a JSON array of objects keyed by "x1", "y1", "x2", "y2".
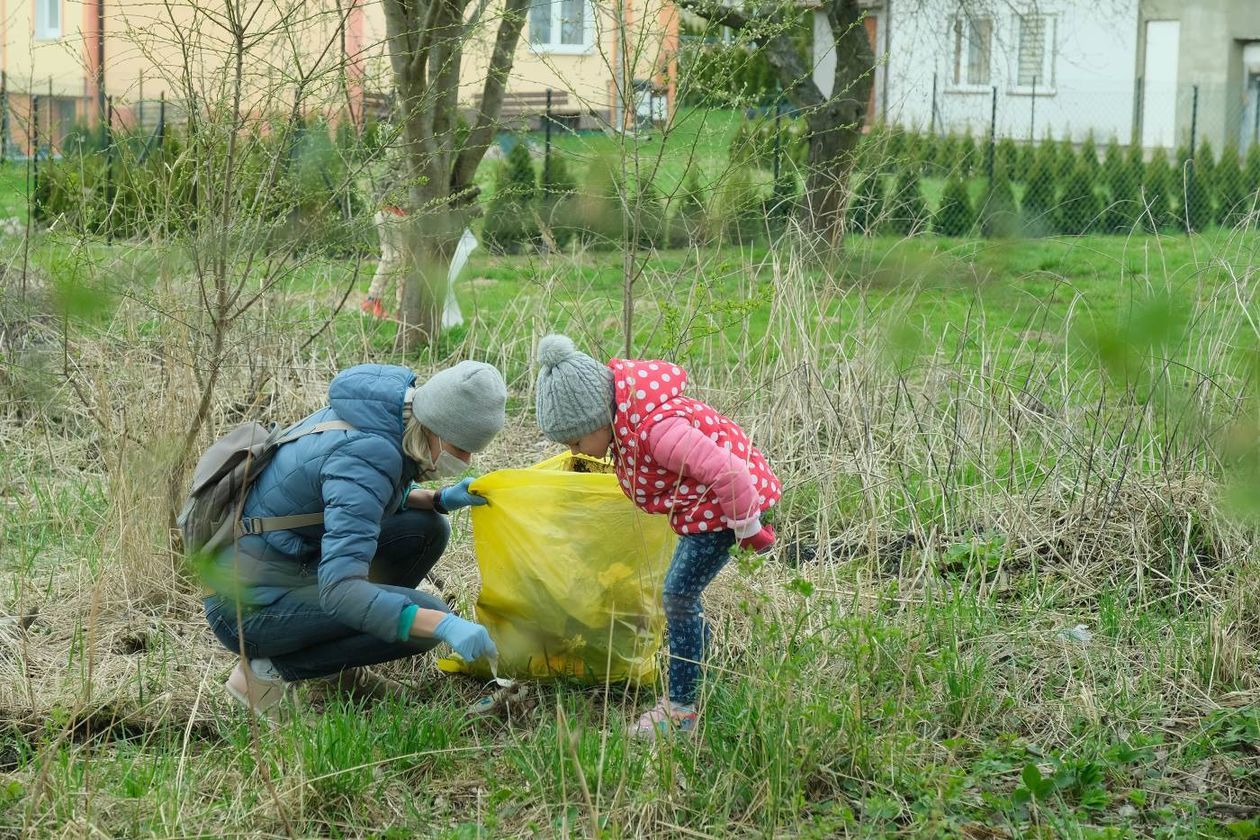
[{"x1": 401, "y1": 408, "x2": 431, "y2": 464}]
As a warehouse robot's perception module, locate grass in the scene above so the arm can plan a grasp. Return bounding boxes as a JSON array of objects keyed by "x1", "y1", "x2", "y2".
[
  {"x1": 0, "y1": 166, "x2": 29, "y2": 221},
  {"x1": 1, "y1": 181, "x2": 1258, "y2": 836}
]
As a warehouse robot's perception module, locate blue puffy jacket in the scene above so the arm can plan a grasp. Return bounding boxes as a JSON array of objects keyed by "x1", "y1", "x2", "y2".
[{"x1": 218, "y1": 364, "x2": 421, "y2": 643}]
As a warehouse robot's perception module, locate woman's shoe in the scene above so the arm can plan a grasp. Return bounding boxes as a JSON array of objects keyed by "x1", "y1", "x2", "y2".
[{"x1": 225, "y1": 661, "x2": 287, "y2": 715}]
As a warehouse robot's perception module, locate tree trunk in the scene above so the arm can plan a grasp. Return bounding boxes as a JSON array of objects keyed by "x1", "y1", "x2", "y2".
[
  {"x1": 381, "y1": 0, "x2": 529, "y2": 353},
  {"x1": 686, "y1": 0, "x2": 874, "y2": 244},
  {"x1": 394, "y1": 195, "x2": 460, "y2": 351},
  {"x1": 800, "y1": 1, "x2": 873, "y2": 243}
]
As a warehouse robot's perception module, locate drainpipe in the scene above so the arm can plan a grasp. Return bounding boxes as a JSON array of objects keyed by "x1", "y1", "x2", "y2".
[
  {"x1": 97, "y1": 0, "x2": 106, "y2": 127},
  {"x1": 881, "y1": 0, "x2": 890, "y2": 124}
]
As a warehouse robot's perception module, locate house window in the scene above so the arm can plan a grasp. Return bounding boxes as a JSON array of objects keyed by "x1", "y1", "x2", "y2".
[
  {"x1": 952, "y1": 16, "x2": 992, "y2": 86},
  {"x1": 530, "y1": 0, "x2": 591, "y2": 51},
  {"x1": 1016, "y1": 14, "x2": 1054, "y2": 88},
  {"x1": 35, "y1": 0, "x2": 61, "y2": 39}
]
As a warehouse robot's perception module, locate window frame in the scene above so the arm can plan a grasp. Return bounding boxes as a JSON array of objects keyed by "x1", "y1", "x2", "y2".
[
  {"x1": 35, "y1": 0, "x2": 62, "y2": 40},
  {"x1": 1009, "y1": 12, "x2": 1057, "y2": 95},
  {"x1": 949, "y1": 14, "x2": 994, "y2": 92},
  {"x1": 528, "y1": 0, "x2": 595, "y2": 56}
]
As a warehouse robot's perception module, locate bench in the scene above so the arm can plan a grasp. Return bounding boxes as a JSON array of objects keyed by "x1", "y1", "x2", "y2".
[{"x1": 473, "y1": 89, "x2": 577, "y2": 130}]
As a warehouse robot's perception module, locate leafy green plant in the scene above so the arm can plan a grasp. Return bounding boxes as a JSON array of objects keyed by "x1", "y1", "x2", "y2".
[
  {"x1": 1056, "y1": 162, "x2": 1103, "y2": 235},
  {"x1": 1143, "y1": 149, "x2": 1175, "y2": 232},
  {"x1": 482, "y1": 140, "x2": 540, "y2": 254},
  {"x1": 1216, "y1": 144, "x2": 1248, "y2": 228},
  {"x1": 888, "y1": 167, "x2": 929, "y2": 235},
  {"x1": 979, "y1": 168, "x2": 1019, "y2": 237},
  {"x1": 935, "y1": 174, "x2": 974, "y2": 237}
]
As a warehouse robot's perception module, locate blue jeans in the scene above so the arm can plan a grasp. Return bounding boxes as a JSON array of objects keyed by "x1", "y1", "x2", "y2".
[
  {"x1": 662, "y1": 530, "x2": 737, "y2": 705},
  {"x1": 204, "y1": 510, "x2": 450, "y2": 681}
]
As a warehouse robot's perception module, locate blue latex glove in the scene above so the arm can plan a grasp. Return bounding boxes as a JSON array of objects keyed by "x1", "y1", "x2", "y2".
[
  {"x1": 437, "y1": 478, "x2": 487, "y2": 512},
  {"x1": 433, "y1": 614, "x2": 498, "y2": 663}
]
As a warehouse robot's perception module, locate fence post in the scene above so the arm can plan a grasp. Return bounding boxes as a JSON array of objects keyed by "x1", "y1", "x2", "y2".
[
  {"x1": 105, "y1": 95, "x2": 114, "y2": 245},
  {"x1": 1132, "y1": 75, "x2": 1144, "y2": 147},
  {"x1": 1189, "y1": 84, "x2": 1199, "y2": 156},
  {"x1": 929, "y1": 71, "x2": 938, "y2": 135},
  {"x1": 1029, "y1": 75, "x2": 1037, "y2": 142},
  {"x1": 157, "y1": 91, "x2": 166, "y2": 147},
  {"x1": 988, "y1": 85, "x2": 997, "y2": 181}
]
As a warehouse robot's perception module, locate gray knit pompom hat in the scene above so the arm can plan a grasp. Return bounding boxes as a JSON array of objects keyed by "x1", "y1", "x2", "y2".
[
  {"x1": 535, "y1": 334, "x2": 615, "y2": 443},
  {"x1": 411, "y1": 361, "x2": 507, "y2": 452}
]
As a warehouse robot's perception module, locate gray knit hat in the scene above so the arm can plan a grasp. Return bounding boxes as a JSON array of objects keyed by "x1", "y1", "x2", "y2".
[
  {"x1": 411, "y1": 361, "x2": 507, "y2": 452},
  {"x1": 535, "y1": 334, "x2": 614, "y2": 443}
]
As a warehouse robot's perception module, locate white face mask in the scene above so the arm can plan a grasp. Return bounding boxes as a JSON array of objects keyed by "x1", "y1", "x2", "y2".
[
  {"x1": 433, "y1": 448, "x2": 468, "y2": 478},
  {"x1": 418, "y1": 438, "x2": 468, "y2": 480}
]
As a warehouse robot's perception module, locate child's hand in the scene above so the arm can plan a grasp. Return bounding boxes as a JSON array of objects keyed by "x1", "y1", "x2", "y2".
[{"x1": 739, "y1": 524, "x2": 776, "y2": 555}]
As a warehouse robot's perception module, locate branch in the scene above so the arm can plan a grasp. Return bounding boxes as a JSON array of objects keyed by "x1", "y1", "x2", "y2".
[
  {"x1": 449, "y1": 0, "x2": 529, "y2": 197},
  {"x1": 674, "y1": 0, "x2": 754, "y2": 30}
]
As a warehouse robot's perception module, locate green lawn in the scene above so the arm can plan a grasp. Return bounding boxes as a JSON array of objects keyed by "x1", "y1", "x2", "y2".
[
  {"x1": 2, "y1": 200, "x2": 1257, "y2": 837},
  {"x1": 0, "y1": 165, "x2": 29, "y2": 220}
]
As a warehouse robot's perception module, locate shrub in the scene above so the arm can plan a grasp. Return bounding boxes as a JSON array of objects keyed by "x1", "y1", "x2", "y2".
[
  {"x1": 669, "y1": 166, "x2": 709, "y2": 247},
  {"x1": 1102, "y1": 142, "x2": 1141, "y2": 234},
  {"x1": 539, "y1": 150, "x2": 577, "y2": 247},
  {"x1": 717, "y1": 168, "x2": 766, "y2": 244},
  {"x1": 766, "y1": 167, "x2": 800, "y2": 230},
  {"x1": 917, "y1": 132, "x2": 940, "y2": 175},
  {"x1": 1194, "y1": 138, "x2": 1218, "y2": 194},
  {"x1": 729, "y1": 114, "x2": 806, "y2": 170},
  {"x1": 958, "y1": 130, "x2": 978, "y2": 177},
  {"x1": 630, "y1": 178, "x2": 668, "y2": 249},
  {"x1": 1216, "y1": 144, "x2": 1248, "y2": 228},
  {"x1": 848, "y1": 172, "x2": 885, "y2": 235},
  {"x1": 1142, "y1": 149, "x2": 1175, "y2": 232},
  {"x1": 1021, "y1": 151, "x2": 1057, "y2": 232},
  {"x1": 1055, "y1": 162, "x2": 1102, "y2": 235},
  {"x1": 1054, "y1": 136, "x2": 1077, "y2": 182},
  {"x1": 1016, "y1": 141, "x2": 1037, "y2": 182},
  {"x1": 995, "y1": 137, "x2": 1018, "y2": 182},
  {"x1": 1183, "y1": 158, "x2": 1213, "y2": 233},
  {"x1": 1246, "y1": 142, "x2": 1260, "y2": 193},
  {"x1": 888, "y1": 168, "x2": 929, "y2": 235},
  {"x1": 482, "y1": 140, "x2": 540, "y2": 253},
  {"x1": 979, "y1": 169, "x2": 1019, "y2": 238},
  {"x1": 1079, "y1": 133, "x2": 1100, "y2": 181},
  {"x1": 563, "y1": 154, "x2": 625, "y2": 249},
  {"x1": 679, "y1": 41, "x2": 777, "y2": 107},
  {"x1": 936, "y1": 174, "x2": 975, "y2": 237}
]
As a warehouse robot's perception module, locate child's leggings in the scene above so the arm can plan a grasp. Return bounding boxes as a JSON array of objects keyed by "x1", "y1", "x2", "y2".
[{"x1": 662, "y1": 530, "x2": 737, "y2": 706}]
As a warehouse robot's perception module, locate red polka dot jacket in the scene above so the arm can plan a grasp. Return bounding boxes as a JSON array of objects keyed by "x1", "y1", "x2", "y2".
[{"x1": 608, "y1": 358, "x2": 781, "y2": 538}]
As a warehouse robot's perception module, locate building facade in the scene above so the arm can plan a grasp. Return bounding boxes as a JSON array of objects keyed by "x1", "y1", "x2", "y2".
[{"x1": 0, "y1": 0, "x2": 678, "y2": 155}]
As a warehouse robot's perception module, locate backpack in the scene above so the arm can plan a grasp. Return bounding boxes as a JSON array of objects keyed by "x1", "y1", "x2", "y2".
[{"x1": 177, "y1": 418, "x2": 354, "y2": 556}]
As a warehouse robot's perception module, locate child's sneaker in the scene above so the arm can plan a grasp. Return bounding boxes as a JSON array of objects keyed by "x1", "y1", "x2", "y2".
[
  {"x1": 629, "y1": 699, "x2": 698, "y2": 738},
  {"x1": 360, "y1": 297, "x2": 386, "y2": 319}
]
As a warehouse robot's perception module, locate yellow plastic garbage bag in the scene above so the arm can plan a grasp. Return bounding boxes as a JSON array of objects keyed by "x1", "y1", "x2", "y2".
[{"x1": 437, "y1": 453, "x2": 677, "y2": 683}]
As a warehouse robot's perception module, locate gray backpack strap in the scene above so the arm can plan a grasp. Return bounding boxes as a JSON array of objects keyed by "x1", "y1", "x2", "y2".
[
  {"x1": 237, "y1": 511, "x2": 328, "y2": 536},
  {"x1": 234, "y1": 419, "x2": 356, "y2": 538},
  {"x1": 275, "y1": 419, "x2": 354, "y2": 446}
]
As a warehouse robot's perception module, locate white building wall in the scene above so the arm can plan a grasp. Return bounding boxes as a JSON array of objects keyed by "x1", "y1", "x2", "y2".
[{"x1": 880, "y1": 0, "x2": 1142, "y2": 144}]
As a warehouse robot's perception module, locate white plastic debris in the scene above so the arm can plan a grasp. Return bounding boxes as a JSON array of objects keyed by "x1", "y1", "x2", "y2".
[
  {"x1": 1056, "y1": 624, "x2": 1093, "y2": 644},
  {"x1": 441, "y1": 228, "x2": 478, "y2": 329}
]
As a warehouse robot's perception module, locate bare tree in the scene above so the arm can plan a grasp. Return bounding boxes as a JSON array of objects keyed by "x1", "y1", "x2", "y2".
[{"x1": 381, "y1": 0, "x2": 531, "y2": 350}]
